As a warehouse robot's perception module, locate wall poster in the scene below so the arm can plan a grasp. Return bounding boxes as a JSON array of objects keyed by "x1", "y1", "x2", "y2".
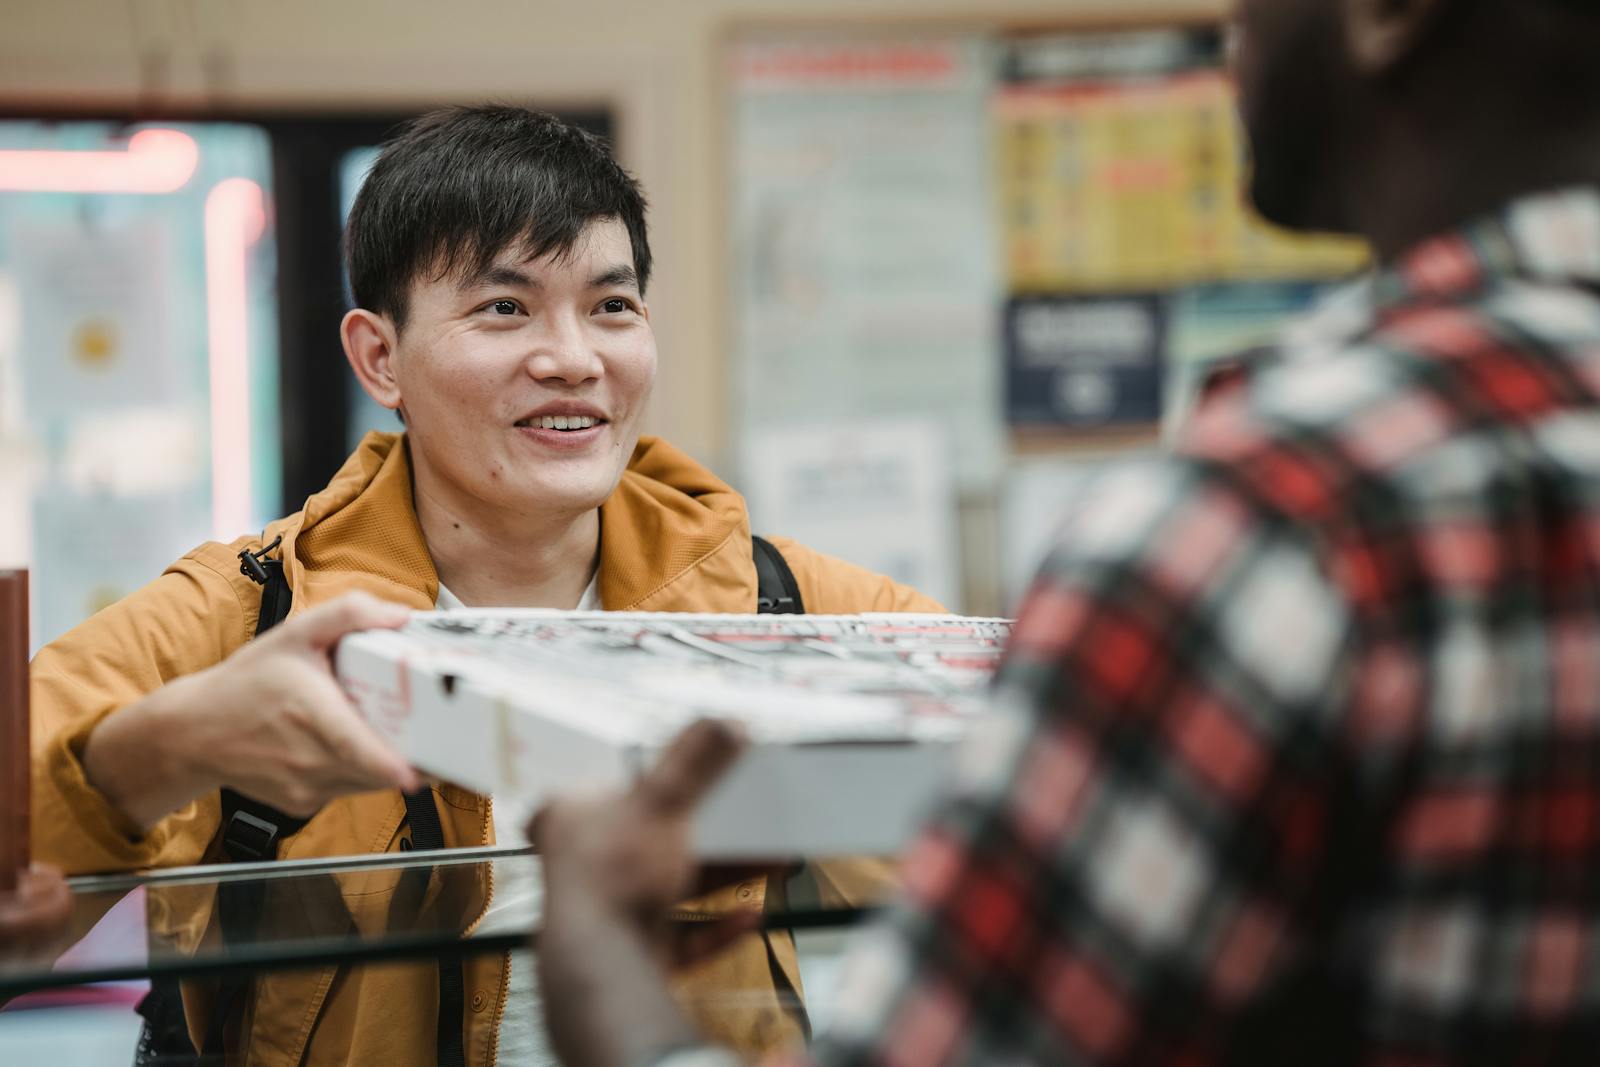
[
  {"x1": 729, "y1": 36, "x2": 1005, "y2": 489},
  {"x1": 994, "y1": 28, "x2": 1367, "y2": 429}
]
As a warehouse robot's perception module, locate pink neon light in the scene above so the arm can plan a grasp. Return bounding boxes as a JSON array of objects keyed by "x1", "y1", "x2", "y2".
[
  {"x1": 0, "y1": 129, "x2": 199, "y2": 194},
  {"x1": 205, "y1": 178, "x2": 267, "y2": 540}
]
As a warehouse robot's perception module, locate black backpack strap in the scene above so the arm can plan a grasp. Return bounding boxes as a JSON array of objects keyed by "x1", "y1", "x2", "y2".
[
  {"x1": 218, "y1": 546, "x2": 307, "y2": 863},
  {"x1": 402, "y1": 788, "x2": 466, "y2": 1067},
  {"x1": 750, "y1": 536, "x2": 814, "y2": 1038},
  {"x1": 201, "y1": 789, "x2": 463, "y2": 1064},
  {"x1": 134, "y1": 542, "x2": 301, "y2": 1064},
  {"x1": 136, "y1": 538, "x2": 467, "y2": 1065},
  {"x1": 202, "y1": 539, "x2": 463, "y2": 1067},
  {"x1": 193, "y1": 545, "x2": 302, "y2": 1060},
  {"x1": 752, "y1": 535, "x2": 804, "y2": 615}
]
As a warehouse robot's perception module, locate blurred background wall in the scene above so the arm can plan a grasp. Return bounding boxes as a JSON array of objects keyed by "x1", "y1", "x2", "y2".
[
  {"x1": 4, "y1": 0, "x2": 1225, "y2": 461},
  {"x1": 1, "y1": 0, "x2": 1373, "y2": 647}
]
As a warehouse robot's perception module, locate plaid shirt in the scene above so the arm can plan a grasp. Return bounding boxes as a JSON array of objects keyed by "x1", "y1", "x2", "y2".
[{"x1": 685, "y1": 187, "x2": 1600, "y2": 1067}]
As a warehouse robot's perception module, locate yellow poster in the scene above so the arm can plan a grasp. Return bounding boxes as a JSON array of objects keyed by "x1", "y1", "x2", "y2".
[{"x1": 996, "y1": 70, "x2": 1366, "y2": 293}]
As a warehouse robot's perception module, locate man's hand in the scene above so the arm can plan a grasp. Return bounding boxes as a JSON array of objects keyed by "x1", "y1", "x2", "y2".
[
  {"x1": 84, "y1": 592, "x2": 419, "y2": 831},
  {"x1": 532, "y1": 720, "x2": 753, "y2": 1067}
]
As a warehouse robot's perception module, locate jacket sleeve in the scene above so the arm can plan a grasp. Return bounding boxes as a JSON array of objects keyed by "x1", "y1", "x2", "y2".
[
  {"x1": 758, "y1": 536, "x2": 946, "y2": 615},
  {"x1": 31, "y1": 542, "x2": 255, "y2": 875}
]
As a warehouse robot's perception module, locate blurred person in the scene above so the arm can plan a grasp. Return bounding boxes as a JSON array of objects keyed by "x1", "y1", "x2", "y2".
[
  {"x1": 533, "y1": 1, "x2": 1600, "y2": 1065},
  {"x1": 28, "y1": 106, "x2": 938, "y2": 1066}
]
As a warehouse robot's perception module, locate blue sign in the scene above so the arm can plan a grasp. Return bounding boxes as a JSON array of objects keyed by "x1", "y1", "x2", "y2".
[{"x1": 1004, "y1": 293, "x2": 1167, "y2": 427}]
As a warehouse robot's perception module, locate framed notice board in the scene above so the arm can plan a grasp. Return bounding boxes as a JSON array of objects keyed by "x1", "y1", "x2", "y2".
[
  {"x1": 723, "y1": 17, "x2": 1367, "y2": 613},
  {"x1": 726, "y1": 22, "x2": 1364, "y2": 457}
]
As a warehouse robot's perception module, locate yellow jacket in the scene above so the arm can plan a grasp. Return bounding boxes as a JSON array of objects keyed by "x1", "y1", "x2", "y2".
[{"x1": 30, "y1": 431, "x2": 940, "y2": 1065}]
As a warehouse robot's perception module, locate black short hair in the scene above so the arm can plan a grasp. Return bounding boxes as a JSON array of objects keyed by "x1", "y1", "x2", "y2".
[{"x1": 344, "y1": 105, "x2": 652, "y2": 329}]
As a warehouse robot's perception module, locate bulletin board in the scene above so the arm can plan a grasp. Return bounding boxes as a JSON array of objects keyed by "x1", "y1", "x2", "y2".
[
  {"x1": 726, "y1": 20, "x2": 1363, "y2": 458},
  {"x1": 992, "y1": 28, "x2": 1364, "y2": 431},
  {"x1": 723, "y1": 17, "x2": 1366, "y2": 613},
  {"x1": 727, "y1": 35, "x2": 1005, "y2": 492}
]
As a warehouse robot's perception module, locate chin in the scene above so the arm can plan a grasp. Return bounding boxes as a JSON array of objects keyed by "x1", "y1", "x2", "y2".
[
  {"x1": 1235, "y1": 16, "x2": 1360, "y2": 239},
  {"x1": 514, "y1": 474, "x2": 618, "y2": 516},
  {"x1": 1245, "y1": 143, "x2": 1355, "y2": 237},
  {"x1": 1247, "y1": 165, "x2": 1311, "y2": 232}
]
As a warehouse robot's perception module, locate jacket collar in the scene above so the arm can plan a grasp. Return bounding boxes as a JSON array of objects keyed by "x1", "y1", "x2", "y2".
[
  {"x1": 1285, "y1": 185, "x2": 1600, "y2": 364},
  {"x1": 265, "y1": 432, "x2": 756, "y2": 614}
]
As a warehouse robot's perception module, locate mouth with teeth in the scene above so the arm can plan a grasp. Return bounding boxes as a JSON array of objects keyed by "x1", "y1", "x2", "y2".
[{"x1": 515, "y1": 415, "x2": 602, "y2": 432}]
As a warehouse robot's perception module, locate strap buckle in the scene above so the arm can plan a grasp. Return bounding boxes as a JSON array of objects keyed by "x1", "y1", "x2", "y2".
[
  {"x1": 237, "y1": 534, "x2": 284, "y2": 586},
  {"x1": 222, "y1": 808, "x2": 281, "y2": 862}
]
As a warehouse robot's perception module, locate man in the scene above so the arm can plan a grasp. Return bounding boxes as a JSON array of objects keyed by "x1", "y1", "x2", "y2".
[
  {"x1": 533, "y1": 0, "x2": 1600, "y2": 1063},
  {"x1": 30, "y1": 107, "x2": 935, "y2": 1064}
]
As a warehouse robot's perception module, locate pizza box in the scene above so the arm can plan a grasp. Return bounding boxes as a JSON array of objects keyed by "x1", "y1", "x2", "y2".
[{"x1": 335, "y1": 611, "x2": 1011, "y2": 857}]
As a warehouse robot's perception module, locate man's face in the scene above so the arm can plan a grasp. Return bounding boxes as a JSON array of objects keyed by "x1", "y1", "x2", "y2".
[
  {"x1": 390, "y1": 218, "x2": 656, "y2": 521},
  {"x1": 1231, "y1": 0, "x2": 1358, "y2": 233}
]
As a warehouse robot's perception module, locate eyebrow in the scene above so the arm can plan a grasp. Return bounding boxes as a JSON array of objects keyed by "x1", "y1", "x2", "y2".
[
  {"x1": 458, "y1": 262, "x2": 639, "y2": 293},
  {"x1": 460, "y1": 264, "x2": 539, "y2": 292},
  {"x1": 589, "y1": 264, "x2": 639, "y2": 292}
]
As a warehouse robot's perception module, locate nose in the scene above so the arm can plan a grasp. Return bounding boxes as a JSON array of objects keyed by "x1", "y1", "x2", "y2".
[{"x1": 524, "y1": 310, "x2": 603, "y2": 385}]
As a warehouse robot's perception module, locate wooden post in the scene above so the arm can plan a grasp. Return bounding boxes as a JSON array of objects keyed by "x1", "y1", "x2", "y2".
[{"x1": 0, "y1": 570, "x2": 28, "y2": 893}]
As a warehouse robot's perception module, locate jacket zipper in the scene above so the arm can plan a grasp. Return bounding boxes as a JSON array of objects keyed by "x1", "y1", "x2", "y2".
[
  {"x1": 487, "y1": 947, "x2": 510, "y2": 1067},
  {"x1": 478, "y1": 795, "x2": 509, "y2": 1067}
]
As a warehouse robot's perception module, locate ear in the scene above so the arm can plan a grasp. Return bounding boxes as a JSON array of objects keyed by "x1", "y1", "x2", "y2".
[
  {"x1": 1343, "y1": 0, "x2": 1458, "y2": 76},
  {"x1": 342, "y1": 308, "x2": 404, "y2": 413}
]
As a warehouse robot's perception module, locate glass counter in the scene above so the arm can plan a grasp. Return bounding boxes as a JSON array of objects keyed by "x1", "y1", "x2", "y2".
[{"x1": 0, "y1": 846, "x2": 880, "y2": 1064}]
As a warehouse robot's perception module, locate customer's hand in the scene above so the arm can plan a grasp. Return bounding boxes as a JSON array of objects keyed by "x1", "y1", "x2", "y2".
[
  {"x1": 0, "y1": 864, "x2": 71, "y2": 961},
  {"x1": 532, "y1": 721, "x2": 759, "y2": 1067},
  {"x1": 531, "y1": 719, "x2": 762, "y2": 969},
  {"x1": 85, "y1": 592, "x2": 419, "y2": 830}
]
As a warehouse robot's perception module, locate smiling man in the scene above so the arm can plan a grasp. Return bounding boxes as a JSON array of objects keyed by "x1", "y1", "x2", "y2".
[{"x1": 27, "y1": 106, "x2": 937, "y2": 1066}]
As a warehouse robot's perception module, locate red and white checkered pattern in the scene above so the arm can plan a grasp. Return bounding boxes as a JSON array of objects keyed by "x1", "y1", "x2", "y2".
[{"x1": 673, "y1": 187, "x2": 1600, "y2": 1066}]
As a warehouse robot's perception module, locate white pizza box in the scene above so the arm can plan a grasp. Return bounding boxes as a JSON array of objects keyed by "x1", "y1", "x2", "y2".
[{"x1": 335, "y1": 611, "x2": 1011, "y2": 857}]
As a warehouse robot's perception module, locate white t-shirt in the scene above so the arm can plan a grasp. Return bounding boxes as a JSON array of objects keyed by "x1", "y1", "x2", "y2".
[
  {"x1": 434, "y1": 573, "x2": 599, "y2": 1067},
  {"x1": 433, "y1": 574, "x2": 600, "y2": 613}
]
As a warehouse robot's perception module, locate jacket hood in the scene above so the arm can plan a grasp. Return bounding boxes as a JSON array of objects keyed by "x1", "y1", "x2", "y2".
[{"x1": 264, "y1": 431, "x2": 756, "y2": 613}]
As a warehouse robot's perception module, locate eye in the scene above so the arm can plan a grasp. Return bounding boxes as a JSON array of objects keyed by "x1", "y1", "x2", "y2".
[
  {"x1": 483, "y1": 299, "x2": 522, "y2": 316},
  {"x1": 598, "y1": 297, "x2": 636, "y2": 315}
]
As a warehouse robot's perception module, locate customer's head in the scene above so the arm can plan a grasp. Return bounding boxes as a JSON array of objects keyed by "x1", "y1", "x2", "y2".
[
  {"x1": 341, "y1": 105, "x2": 656, "y2": 523},
  {"x1": 1231, "y1": 0, "x2": 1600, "y2": 238}
]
